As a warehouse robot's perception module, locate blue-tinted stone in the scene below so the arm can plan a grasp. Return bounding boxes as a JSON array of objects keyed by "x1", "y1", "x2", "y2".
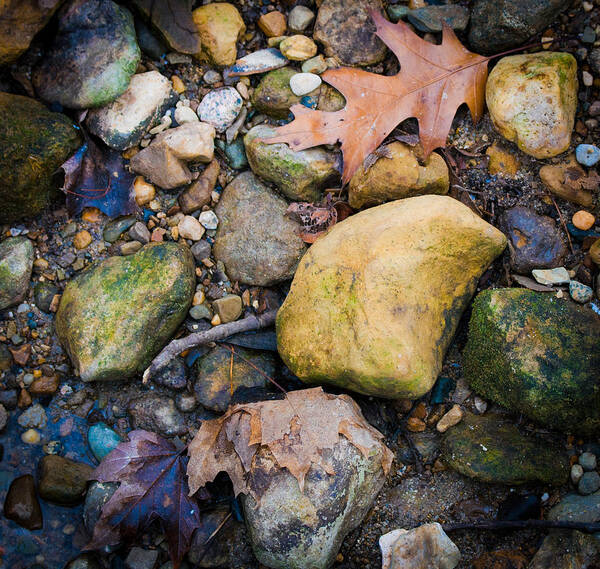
[{"x1": 87, "y1": 422, "x2": 121, "y2": 462}]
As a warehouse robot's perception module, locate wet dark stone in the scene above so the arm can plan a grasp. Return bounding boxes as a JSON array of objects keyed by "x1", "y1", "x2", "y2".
[
  {"x1": 38, "y1": 455, "x2": 93, "y2": 505},
  {"x1": 3, "y1": 474, "x2": 43, "y2": 530},
  {"x1": 83, "y1": 481, "x2": 119, "y2": 534},
  {"x1": 34, "y1": 282, "x2": 59, "y2": 313},
  {"x1": 151, "y1": 357, "x2": 187, "y2": 391},
  {"x1": 501, "y1": 206, "x2": 567, "y2": 274},
  {"x1": 497, "y1": 493, "x2": 541, "y2": 521},
  {"x1": 64, "y1": 553, "x2": 104, "y2": 569}
]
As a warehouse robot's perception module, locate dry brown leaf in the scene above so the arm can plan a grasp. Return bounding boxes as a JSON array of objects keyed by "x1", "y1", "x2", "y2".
[
  {"x1": 187, "y1": 387, "x2": 393, "y2": 500},
  {"x1": 262, "y1": 10, "x2": 488, "y2": 183},
  {"x1": 286, "y1": 196, "x2": 339, "y2": 243}
]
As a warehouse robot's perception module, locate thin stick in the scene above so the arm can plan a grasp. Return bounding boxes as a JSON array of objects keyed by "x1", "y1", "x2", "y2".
[
  {"x1": 142, "y1": 310, "x2": 277, "y2": 382},
  {"x1": 550, "y1": 194, "x2": 574, "y2": 254},
  {"x1": 443, "y1": 520, "x2": 600, "y2": 533}
]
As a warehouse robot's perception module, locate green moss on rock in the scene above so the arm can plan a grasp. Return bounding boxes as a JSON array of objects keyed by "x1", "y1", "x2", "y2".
[
  {"x1": 441, "y1": 413, "x2": 569, "y2": 485},
  {"x1": 0, "y1": 93, "x2": 82, "y2": 223},
  {"x1": 251, "y1": 68, "x2": 304, "y2": 119},
  {"x1": 464, "y1": 288, "x2": 600, "y2": 436},
  {"x1": 55, "y1": 242, "x2": 195, "y2": 382}
]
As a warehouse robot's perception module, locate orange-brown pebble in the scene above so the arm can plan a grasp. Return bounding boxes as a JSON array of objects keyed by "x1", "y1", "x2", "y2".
[
  {"x1": 171, "y1": 75, "x2": 186, "y2": 94},
  {"x1": 29, "y1": 375, "x2": 59, "y2": 397},
  {"x1": 572, "y1": 210, "x2": 595, "y2": 231},
  {"x1": 590, "y1": 239, "x2": 600, "y2": 265},
  {"x1": 81, "y1": 207, "x2": 103, "y2": 223},
  {"x1": 134, "y1": 176, "x2": 156, "y2": 206},
  {"x1": 258, "y1": 11, "x2": 286, "y2": 37},
  {"x1": 73, "y1": 230, "x2": 92, "y2": 249},
  {"x1": 406, "y1": 417, "x2": 426, "y2": 432},
  {"x1": 411, "y1": 401, "x2": 428, "y2": 420}
]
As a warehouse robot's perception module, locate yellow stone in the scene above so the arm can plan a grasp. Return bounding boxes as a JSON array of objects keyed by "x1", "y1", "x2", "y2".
[
  {"x1": 192, "y1": 3, "x2": 246, "y2": 67},
  {"x1": 171, "y1": 75, "x2": 185, "y2": 94},
  {"x1": 486, "y1": 52, "x2": 578, "y2": 159},
  {"x1": 134, "y1": 176, "x2": 156, "y2": 206},
  {"x1": 258, "y1": 11, "x2": 286, "y2": 37},
  {"x1": 277, "y1": 195, "x2": 507, "y2": 399},
  {"x1": 486, "y1": 143, "x2": 520, "y2": 177},
  {"x1": 21, "y1": 428, "x2": 40, "y2": 444},
  {"x1": 572, "y1": 210, "x2": 595, "y2": 231},
  {"x1": 279, "y1": 35, "x2": 317, "y2": 61},
  {"x1": 82, "y1": 207, "x2": 103, "y2": 223},
  {"x1": 348, "y1": 142, "x2": 449, "y2": 209},
  {"x1": 73, "y1": 230, "x2": 92, "y2": 250}
]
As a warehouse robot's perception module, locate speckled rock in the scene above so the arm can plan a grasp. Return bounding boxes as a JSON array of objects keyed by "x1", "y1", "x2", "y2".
[
  {"x1": 32, "y1": 0, "x2": 140, "y2": 109},
  {"x1": 313, "y1": 0, "x2": 387, "y2": 67},
  {"x1": 469, "y1": 0, "x2": 567, "y2": 55},
  {"x1": 128, "y1": 392, "x2": 186, "y2": 437},
  {"x1": 0, "y1": 93, "x2": 81, "y2": 222},
  {"x1": 251, "y1": 68, "x2": 304, "y2": 119},
  {"x1": 243, "y1": 437, "x2": 390, "y2": 569},
  {"x1": 501, "y1": 206, "x2": 567, "y2": 274},
  {"x1": 214, "y1": 172, "x2": 307, "y2": 286},
  {"x1": 192, "y1": 3, "x2": 245, "y2": 67},
  {"x1": 0, "y1": 0, "x2": 64, "y2": 65},
  {"x1": 441, "y1": 413, "x2": 569, "y2": 485},
  {"x1": 486, "y1": 53, "x2": 577, "y2": 159},
  {"x1": 194, "y1": 347, "x2": 276, "y2": 412},
  {"x1": 0, "y1": 237, "x2": 34, "y2": 311},
  {"x1": 56, "y1": 243, "x2": 195, "y2": 382},
  {"x1": 348, "y1": 142, "x2": 449, "y2": 209},
  {"x1": 83, "y1": 481, "x2": 118, "y2": 535},
  {"x1": 38, "y1": 455, "x2": 94, "y2": 505},
  {"x1": 464, "y1": 289, "x2": 600, "y2": 435},
  {"x1": 198, "y1": 87, "x2": 243, "y2": 133},
  {"x1": 277, "y1": 196, "x2": 506, "y2": 399},
  {"x1": 244, "y1": 125, "x2": 340, "y2": 201},
  {"x1": 529, "y1": 530, "x2": 600, "y2": 569},
  {"x1": 86, "y1": 71, "x2": 177, "y2": 150}
]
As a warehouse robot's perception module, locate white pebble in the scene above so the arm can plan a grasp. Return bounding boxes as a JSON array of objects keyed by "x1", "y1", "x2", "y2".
[
  {"x1": 174, "y1": 106, "x2": 199, "y2": 124},
  {"x1": 583, "y1": 71, "x2": 594, "y2": 87},
  {"x1": 199, "y1": 210, "x2": 219, "y2": 230},
  {"x1": 289, "y1": 72, "x2": 322, "y2": 96}
]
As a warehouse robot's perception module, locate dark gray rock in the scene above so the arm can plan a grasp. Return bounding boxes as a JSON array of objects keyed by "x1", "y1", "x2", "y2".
[
  {"x1": 151, "y1": 357, "x2": 188, "y2": 391},
  {"x1": 64, "y1": 554, "x2": 104, "y2": 569},
  {"x1": 3, "y1": 474, "x2": 43, "y2": 530},
  {"x1": 469, "y1": 0, "x2": 566, "y2": 54},
  {"x1": 38, "y1": 455, "x2": 94, "y2": 505},
  {"x1": 125, "y1": 548, "x2": 159, "y2": 569},
  {"x1": 83, "y1": 481, "x2": 119, "y2": 534},
  {"x1": 0, "y1": 237, "x2": 34, "y2": 311},
  {"x1": 501, "y1": 206, "x2": 567, "y2": 274},
  {"x1": 579, "y1": 472, "x2": 600, "y2": 496},
  {"x1": 128, "y1": 393, "x2": 186, "y2": 436}
]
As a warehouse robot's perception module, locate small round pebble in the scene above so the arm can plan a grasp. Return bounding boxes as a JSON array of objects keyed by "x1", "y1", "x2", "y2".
[
  {"x1": 578, "y1": 471, "x2": 600, "y2": 495},
  {"x1": 572, "y1": 210, "x2": 595, "y2": 231},
  {"x1": 203, "y1": 70, "x2": 221, "y2": 85},
  {"x1": 21, "y1": 428, "x2": 41, "y2": 444},
  {"x1": 171, "y1": 75, "x2": 185, "y2": 94},
  {"x1": 178, "y1": 215, "x2": 205, "y2": 241},
  {"x1": 571, "y1": 463, "x2": 584, "y2": 484},
  {"x1": 73, "y1": 230, "x2": 92, "y2": 250},
  {"x1": 174, "y1": 106, "x2": 199, "y2": 125},
  {"x1": 288, "y1": 5, "x2": 315, "y2": 32},
  {"x1": 134, "y1": 177, "x2": 155, "y2": 206},
  {"x1": 290, "y1": 72, "x2": 322, "y2": 96},
  {"x1": 199, "y1": 210, "x2": 218, "y2": 230},
  {"x1": 197, "y1": 87, "x2": 243, "y2": 132},
  {"x1": 569, "y1": 280, "x2": 593, "y2": 304},
  {"x1": 579, "y1": 452, "x2": 597, "y2": 471},
  {"x1": 576, "y1": 144, "x2": 600, "y2": 167},
  {"x1": 279, "y1": 35, "x2": 318, "y2": 61}
]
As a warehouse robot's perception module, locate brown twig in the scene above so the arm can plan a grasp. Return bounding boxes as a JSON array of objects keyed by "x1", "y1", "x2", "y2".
[
  {"x1": 142, "y1": 310, "x2": 277, "y2": 382},
  {"x1": 549, "y1": 194, "x2": 574, "y2": 254},
  {"x1": 443, "y1": 520, "x2": 600, "y2": 533}
]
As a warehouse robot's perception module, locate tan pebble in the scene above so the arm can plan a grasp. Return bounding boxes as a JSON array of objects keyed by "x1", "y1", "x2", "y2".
[
  {"x1": 33, "y1": 258, "x2": 49, "y2": 272},
  {"x1": 572, "y1": 210, "x2": 595, "y2": 231},
  {"x1": 148, "y1": 199, "x2": 161, "y2": 211},
  {"x1": 81, "y1": 207, "x2": 103, "y2": 223},
  {"x1": 18, "y1": 388, "x2": 32, "y2": 408},
  {"x1": 178, "y1": 215, "x2": 205, "y2": 241},
  {"x1": 211, "y1": 313, "x2": 221, "y2": 326},
  {"x1": 151, "y1": 228, "x2": 166, "y2": 242},
  {"x1": 120, "y1": 241, "x2": 142, "y2": 255},
  {"x1": 486, "y1": 143, "x2": 520, "y2": 177},
  {"x1": 171, "y1": 75, "x2": 186, "y2": 94},
  {"x1": 193, "y1": 290, "x2": 205, "y2": 305},
  {"x1": 73, "y1": 230, "x2": 92, "y2": 250},
  {"x1": 171, "y1": 226, "x2": 179, "y2": 240},
  {"x1": 122, "y1": 147, "x2": 139, "y2": 160},
  {"x1": 236, "y1": 81, "x2": 249, "y2": 99},
  {"x1": 279, "y1": 35, "x2": 317, "y2": 61},
  {"x1": 411, "y1": 402, "x2": 428, "y2": 420},
  {"x1": 258, "y1": 10, "x2": 286, "y2": 37},
  {"x1": 21, "y1": 429, "x2": 40, "y2": 444},
  {"x1": 406, "y1": 417, "x2": 426, "y2": 432},
  {"x1": 134, "y1": 176, "x2": 156, "y2": 206},
  {"x1": 436, "y1": 404, "x2": 464, "y2": 433},
  {"x1": 212, "y1": 294, "x2": 242, "y2": 323},
  {"x1": 590, "y1": 238, "x2": 600, "y2": 265}
]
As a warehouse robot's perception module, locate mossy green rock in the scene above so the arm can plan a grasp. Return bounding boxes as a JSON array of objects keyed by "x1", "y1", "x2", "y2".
[
  {"x1": 0, "y1": 237, "x2": 34, "y2": 310},
  {"x1": 194, "y1": 346, "x2": 276, "y2": 412},
  {"x1": 464, "y1": 288, "x2": 600, "y2": 435},
  {"x1": 277, "y1": 195, "x2": 507, "y2": 399},
  {"x1": 245, "y1": 125, "x2": 340, "y2": 202},
  {"x1": 441, "y1": 413, "x2": 569, "y2": 485},
  {"x1": 56, "y1": 242, "x2": 195, "y2": 382},
  {"x1": 486, "y1": 52, "x2": 577, "y2": 159},
  {"x1": 251, "y1": 68, "x2": 304, "y2": 119},
  {"x1": 0, "y1": 93, "x2": 81, "y2": 223},
  {"x1": 32, "y1": 0, "x2": 140, "y2": 109}
]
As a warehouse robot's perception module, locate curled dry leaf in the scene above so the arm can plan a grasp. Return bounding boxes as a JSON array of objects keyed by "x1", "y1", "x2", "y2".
[
  {"x1": 86, "y1": 430, "x2": 201, "y2": 569},
  {"x1": 187, "y1": 387, "x2": 393, "y2": 500},
  {"x1": 286, "y1": 195, "x2": 353, "y2": 243},
  {"x1": 262, "y1": 10, "x2": 488, "y2": 183}
]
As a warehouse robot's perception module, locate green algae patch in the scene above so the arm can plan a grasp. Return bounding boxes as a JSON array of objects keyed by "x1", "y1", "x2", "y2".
[
  {"x1": 464, "y1": 288, "x2": 600, "y2": 436},
  {"x1": 55, "y1": 242, "x2": 195, "y2": 382},
  {"x1": 251, "y1": 68, "x2": 305, "y2": 119},
  {"x1": 0, "y1": 93, "x2": 82, "y2": 223},
  {"x1": 441, "y1": 413, "x2": 569, "y2": 486}
]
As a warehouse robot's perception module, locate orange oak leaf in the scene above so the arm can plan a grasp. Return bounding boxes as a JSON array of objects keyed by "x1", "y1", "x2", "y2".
[{"x1": 263, "y1": 10, "x2": 488, "y2": 184}]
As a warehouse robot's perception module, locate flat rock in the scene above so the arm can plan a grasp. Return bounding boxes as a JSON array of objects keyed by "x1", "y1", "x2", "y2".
[
  {"x1": 229, "y1": 48, "x2": 288, "y2": 77},
  {"x1": 86, "y1": 71, "x2": 177, "y2": 150},
  {"x1": 0, "y1": 93, "x2": 81, "y2": 222},
  {"x1": 244, "y1": 124, "x2": 340, "y2": 202},
  {"x1": 56, "y1": 242, "x2": 195, "y2": 382},
  {"x1": 313, "y1": 0, "x2": 387, "y2": 67},
  {"x1": 464, "y1": 288, "x2": 600, "y2": 435},
  {"x1": 277, "y1": 195, "x2": 506, "y2": 399},
  {"x1": 33, "y1": 0, "x2": 140, "y2": 109},
  {"x1": 348, "y1": 142, "x2": 449, "y2": 209},
  {"x1": 486, "y1": 53, "x2": 577, "y2": 159},
  {"x1": 501, "y1": 206, "x2": 567, "y2": 274},
  {"x1": 441, "y1": 413, "x2": 569, "y2": 485},
  {"x1": 0, "y1": 237, "x2": 34, "y2": 311},
  {"x1": 548, "y1": 492, "x2": 600, "y2": 523},
  {"x1": 469, "y1": 0, "x2": 567, "y2": 54},
  {"x1": 213, "y1": 172, "x2": 307, "y2": 286}
]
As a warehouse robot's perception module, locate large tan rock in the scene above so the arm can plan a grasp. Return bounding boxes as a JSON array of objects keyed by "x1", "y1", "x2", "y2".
[
  {"x1": 276, "y1": 196, "x2": 506, "y2": 399},
  {"x1": 192, "y1": 3, "x2": 245, "y2": 67},
  {"x1": 486, "y1": 52, "x2": 577, "y2": 159},
  {"x1": 348, "y1": 142, "x2": 449, "y2": 209}
]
